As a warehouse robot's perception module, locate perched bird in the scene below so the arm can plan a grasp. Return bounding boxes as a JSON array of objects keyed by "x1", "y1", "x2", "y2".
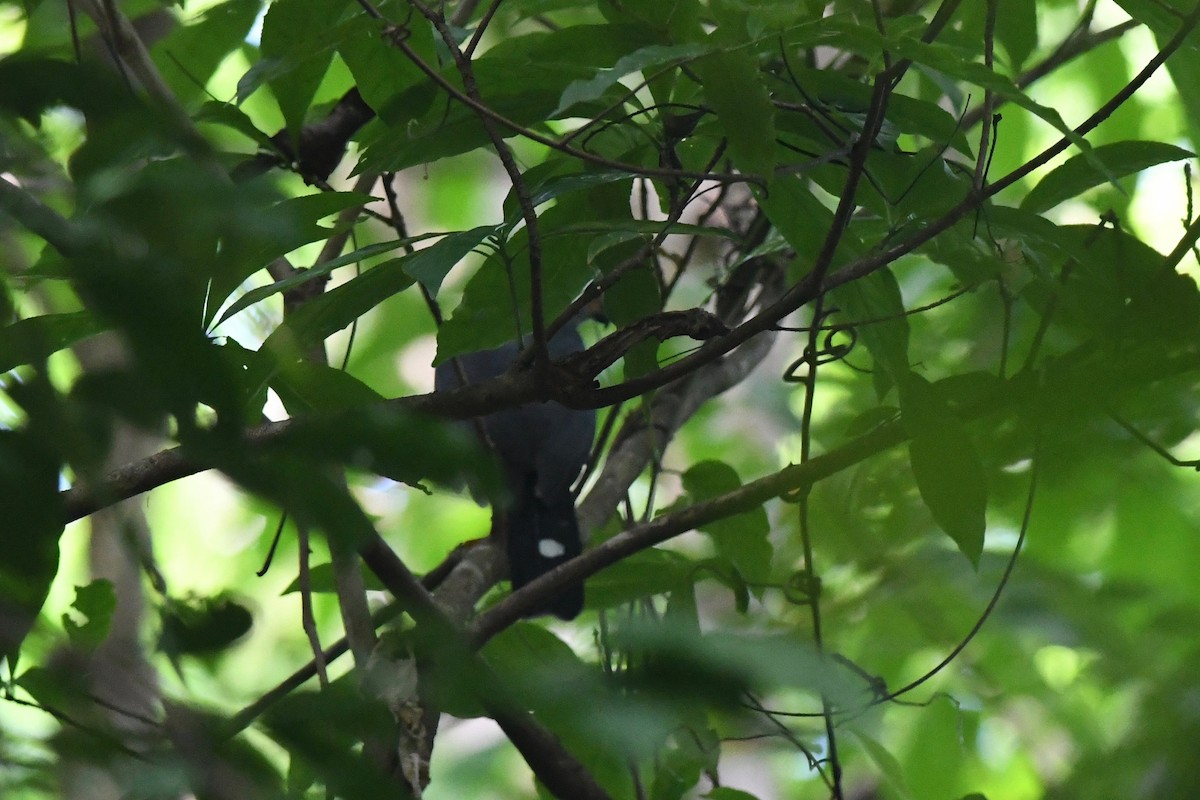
[{"x1": 435, "y1": 324, "x2": 595, "y2": 619}]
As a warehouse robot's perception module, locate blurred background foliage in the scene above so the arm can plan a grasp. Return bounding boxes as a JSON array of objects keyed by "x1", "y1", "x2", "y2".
[{"x1": 2, "y1": 0, "x2": 1200, "y2": 799}]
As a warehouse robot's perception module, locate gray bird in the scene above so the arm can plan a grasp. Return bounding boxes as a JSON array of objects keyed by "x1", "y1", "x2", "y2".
[{"x1": 435, "y1": 324, "x2": 595, "y2": 619}]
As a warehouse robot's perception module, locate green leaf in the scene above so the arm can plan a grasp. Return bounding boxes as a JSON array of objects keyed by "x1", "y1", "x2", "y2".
[
  {"x1": 831, "y1": 267, "x2": 910, "y2": 395},
  {"x1": 154, "y1": 0, "x2": 263, "y2": 105},
  {"x1": 775, "y1": 62, "x2": 974, "y2": 156},
  {"x1": 693, "y1": 47, "x2": 776, "y2": 179},
  {"x1": 651, "y1": 725, "x2": 719, "y2": 800},
  {"x1": 281, "y1": 562, "x2": 386, "y2": 594},
  {"x1": 821, "y1": 19, "x2": 1101, "y2": 170},
  {"x1": 556, "y1": 218, "x2": 738, "y2": 241},
  {"x1": 604, "y1": 265, "x2": 661, "y2": 326},
  {"x1": 403, "y1": 226, "x2": 497, "y2": 296},
  {"x1": 905, "y1": 696, "x2": 974, "y2": 798},
  {"x1": 680, "y1": 461, "x2": 772, "y2": 589},
  {"x1": 158, "y1": 593, "x2": 253, "y2": 657},
  {"x1": 1113, "y1": 0, "x2": 1200, "y2": 147},
  {"x1": 554, "y1": 41, "x2": 712, "y2": 116},
  {"x1": 899, "y1": 373, "x2": 987, "y2": 566},
  {"x1": 0, "y1": 311, "x2": 105, "y2": 372},
  {"x1": 194, "y1": 100, "x2": 275, "y2": 147},
  {"x1": 246, "y1": 226, "x2": 499, "y2": 391},
  {"x1": 0, "y1": 430, "x2": 64, "y2": 667},
  {"x1": 257, "y1": 405, "x2": 487, "y2": 491},
  {"x1": 17, "y1": 665, "x2": 89, "y2": 712},
  {"x1": 435, "y1": 195, "x2": 619, "y2": 362},
  {"x1": 762, "y1": 175, "x2": 863, "y2": 275},
  {"x1": 253, "y1": 256, "x2": 418, "y2": 373},
  {"x1": 62, "y1": 579, "x2": 116, "y2": 652},
  {"x1": 852, "y1": 729, "x2": 913, "y2": 800},
  {"x1": 1021, "y1": 141, "x2": 1194, "y2": 214},
  {"x1": 0, "y1": 57, "x2": 134, "y2": 124},
  {"x1": 216, "y1": 237, "x2": 421, "y2": 325},
  {"x1": 256, "y1": 0, "x2": 344, "y2": 140},
  {"x1": 356, "y1": 24, "x2": 657, "y2": 173},
  {"x1": 208, "y1": 447, "x2": 385, "y2": 554},
  {"x1": 614, "y1": 620, "x2": 855, "y2": 707},
  {"x1": 270, "y1": 359, "x2": 385, "y2": 414},
  {"x1": 515, "y1": 168, "x2": 636, "y2": 223},
  {"x1": 211, "y1": 190, "x2": 376, "y2": 319},
  {"x1": 586, "y1": 550, "x2": 693, "y2": 609},
  {"x1": 996, "y1": 0, "x2": 1038, "y2": 71},
  {"x1": 337, "y1": 14, "x2": 435, "y2": 124},
  {"x1": 263, "y1": 682, "x2": 398, "y2": 800}
]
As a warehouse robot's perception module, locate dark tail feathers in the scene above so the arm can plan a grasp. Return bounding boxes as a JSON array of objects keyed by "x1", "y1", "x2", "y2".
[{"x1": 505, "y1": 482, "x2": 584, "y2": 620}]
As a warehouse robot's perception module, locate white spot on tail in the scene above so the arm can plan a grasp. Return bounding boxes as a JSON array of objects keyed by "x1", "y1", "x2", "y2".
[{"x1": 537, "y1": 538, "x2": 566, "y2": 559}]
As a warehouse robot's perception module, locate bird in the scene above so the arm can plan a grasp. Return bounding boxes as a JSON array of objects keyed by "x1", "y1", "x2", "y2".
[{"x1": 434, "y1": 323, "x2": 595, "y2": 619}]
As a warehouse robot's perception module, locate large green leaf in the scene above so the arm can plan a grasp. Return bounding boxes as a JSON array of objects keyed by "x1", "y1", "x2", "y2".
[
  {"x1": 255, "y1": 405, "x2": 485, "y2": 490},
  {"x1": 0, "y1": 430, "x2": 63, "y2": 667},
  {"x1": 0, "y1": 311, "x2": 105, "y2": 373},
  {"x1": 269, "y1": 358, "x2": 385, "y2": 414},
  {"x1": 680, "y1": 460, "x2": 772, "y2": 591},
  {"x1": 153, "y1": 0, "x2": 262, "y2": 105},
  {"x1": 831, "y1": 267, "x2": 910, "y2": 395},
  {"x1": 336, "y1": 13, "x2": 436, "y2": 125},
  {"x1": 996, "y1": 0, "x2": 1038, "y2": 71},
  {"x1": 159, "y1": 593, "x2": 253, "y2": 658},
  {"x1": 1113, "y1": 0, "x2": 1200, "y2": 148},
  {"x1": 254, "y1": 0, "x2": 345, "y2": 141},
  {"x1": 821, "y1": 17, "x2": 1101, "y2": 171},
  {"x1": 403, "y1": 226, "x2": 497, "y2": 296},
  {"x1": 899, "y1": 372, "x2": 988, "y2": 566},
  {"x1": 774, "y1": 62, "x2": 975, "y2": 156},
  {"x1": 554, "y1": 41, "x2": 713, "y2": 116},
  {"x1": 263, "y1": 683, "x2": 398, "y2": 800},
  {"x1": 585, "y1": 550, "x2": 694, "y2": 610},
  {"x1": 693, "y1": 47, "x2": 776, "y2": 180},
  {"x1": 762, "y1": 174, "x2": 864, "y2": 276},
  {"x1": 434, "y1": 187, "x2": 628, "y2": 363},
  {"x1": 613, "y1": 620, "x2": 858, "y2": 707},
  {"x1": 1021, "y1": 141, "x2": 1194, "y2": 214},
  {"x1": 216, "y1": 237, "x2": 421, "y2": 326},
  {"x1": 210, "y1": 190, "x2": 375, "y2": 319}
]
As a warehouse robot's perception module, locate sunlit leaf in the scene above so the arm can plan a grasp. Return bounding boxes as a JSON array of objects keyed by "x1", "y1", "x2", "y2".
[
  {"x1": 62, "y1": 579, "x2": 116, "y2": 652},
  {"x1": 256, "y1": 0, "x2": 344, "y2": 139},
  {"x1": 1022, "y1": 141, "x2": 1194, "y2": 214}
]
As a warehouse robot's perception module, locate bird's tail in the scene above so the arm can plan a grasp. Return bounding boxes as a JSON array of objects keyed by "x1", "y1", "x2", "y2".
[{"x1": 505, "y1": 479, "x2": 584, "y2": 620}]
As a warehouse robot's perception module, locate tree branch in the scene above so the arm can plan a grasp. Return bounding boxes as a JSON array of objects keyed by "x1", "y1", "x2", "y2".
[
  {"x1": 470, "y1": 419, "x2": 908, "y2": 645},
  {"x1": 357, "y1": 534, "x2": 613, "y2": 800}
]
